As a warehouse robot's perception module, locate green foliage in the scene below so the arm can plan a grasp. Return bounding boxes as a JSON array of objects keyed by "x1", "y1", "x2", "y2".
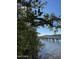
[
  {"x1": 17, "y1": 19, "x2": 40, "y2": 56},
  {"x1": 17, "y1": 0, "x2": 21, "y2": 3},
  {"x1": 17, "y1": 0, "x2": 46, "y2": 58}
]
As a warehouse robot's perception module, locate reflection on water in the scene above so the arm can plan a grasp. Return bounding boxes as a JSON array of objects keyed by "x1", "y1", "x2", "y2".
[{"x1": 38, "y1": 39, "x2": 61, "y2": 59}]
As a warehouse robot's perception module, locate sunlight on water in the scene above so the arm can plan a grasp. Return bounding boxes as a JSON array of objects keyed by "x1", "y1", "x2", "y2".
[{"x1": 38, "y1": 39, "x2": 61, "y2": 59}]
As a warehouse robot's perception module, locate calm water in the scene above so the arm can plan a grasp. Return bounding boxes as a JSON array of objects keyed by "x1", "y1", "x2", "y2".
[{"x1": 38, "y1": 39, "x2": 61, "y2": 59}]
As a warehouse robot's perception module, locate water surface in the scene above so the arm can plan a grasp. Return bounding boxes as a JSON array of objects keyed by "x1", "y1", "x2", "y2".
[{"x1": 38, "y1": 39, "x2": 61, "y2": 59}]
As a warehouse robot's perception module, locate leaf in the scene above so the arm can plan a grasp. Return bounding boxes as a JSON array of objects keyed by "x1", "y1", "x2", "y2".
[{"x1": 17, "y1": 0, "x2": 21, "y2": 3}]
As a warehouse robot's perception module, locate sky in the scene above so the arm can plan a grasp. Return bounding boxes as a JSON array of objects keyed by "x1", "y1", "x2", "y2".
[{"x1": 37, "y1": 0, "x2": 61, "y2": 36}]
